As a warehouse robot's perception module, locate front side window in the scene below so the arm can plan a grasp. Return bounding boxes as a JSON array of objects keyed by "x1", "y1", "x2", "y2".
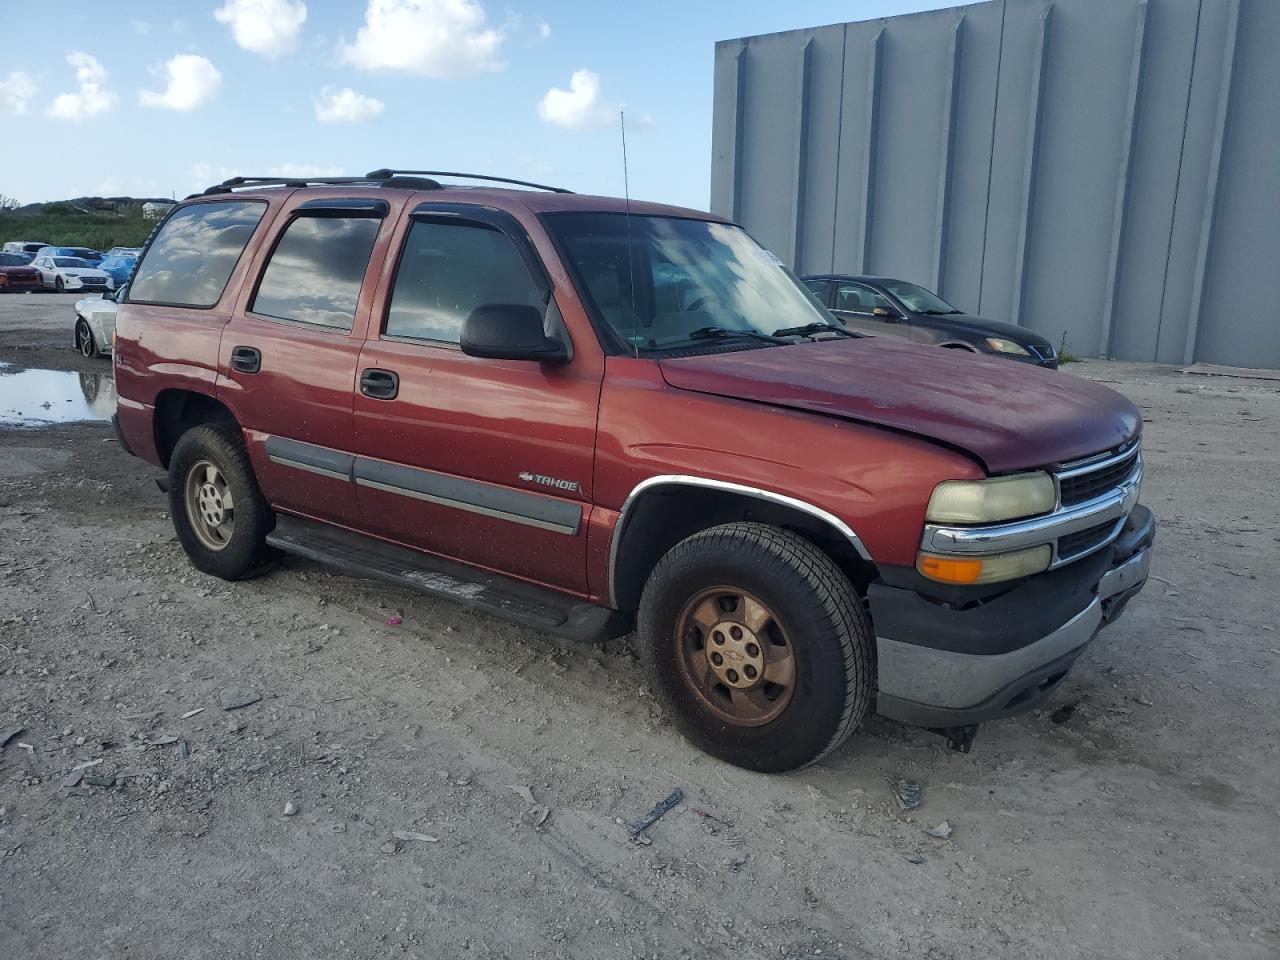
[
  {"x1": 129, "y1": 200, "x2": 266, "y2": 307},
  {"x1": 546, "y1": 213, "x2": 830, "y2": 354},
  {"x1": 384, "y1": 219, "x2": 544, "y2": 344},
  {"x1": 834, "y1": 283, "x2": 896, "y2": 315},
  {"x1": 251, "y1": 215, "x2": 381, "y2": 330}
]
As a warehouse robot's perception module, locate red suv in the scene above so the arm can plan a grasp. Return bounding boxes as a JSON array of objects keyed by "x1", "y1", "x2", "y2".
[{"x1": 112, "y1": 170, "x2": 1153, "y2": 771}]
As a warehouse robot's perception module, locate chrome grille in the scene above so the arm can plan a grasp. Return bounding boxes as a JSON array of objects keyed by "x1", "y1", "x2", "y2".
[{"x1": 1058, "y1": 440, "x2": 1141, "y2": 508}]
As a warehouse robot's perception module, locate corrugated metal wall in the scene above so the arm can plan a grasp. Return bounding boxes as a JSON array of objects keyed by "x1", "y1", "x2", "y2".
[{"x1": 711, "y1": 0, "x2": 1280, "y2": 367}]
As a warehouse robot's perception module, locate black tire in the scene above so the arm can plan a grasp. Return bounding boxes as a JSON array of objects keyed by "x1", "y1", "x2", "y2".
[
  {"x1": 638, "y1": 522, "x2": 873, "y2": 772},
  {"x1": 75, "y1": 318, "x2": 97, "y2": 358},
  {"x1": 55, "y1": 276, "x2": 64, "y2": 293},
  {"x1": 168, "y1": 422, "x2": 274, "y2": 581}
]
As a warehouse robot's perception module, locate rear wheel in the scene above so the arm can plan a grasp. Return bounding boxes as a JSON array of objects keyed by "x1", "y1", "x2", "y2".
[
  {"x1": 168, "y1": 423, "x2": 274, "y2": 580},
  {"x1": 75, "y1": 318, "x2": 97, "y2": 358},
  {"x1": 638, "y1": 522, "x2": 873, "y2": 772}
]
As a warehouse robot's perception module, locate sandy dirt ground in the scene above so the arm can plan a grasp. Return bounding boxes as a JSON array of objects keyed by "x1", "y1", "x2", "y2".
[{"x1": 1, "y1": 292, "x2": 1277, "y2": 960}]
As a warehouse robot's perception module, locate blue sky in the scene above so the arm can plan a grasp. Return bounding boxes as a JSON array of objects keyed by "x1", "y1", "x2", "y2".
[{"x1": 0, "y1": 0, "x2": 953, "y2": 208}]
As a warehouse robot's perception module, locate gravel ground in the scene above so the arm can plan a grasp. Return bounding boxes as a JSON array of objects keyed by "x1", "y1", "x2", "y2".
[{"x1": 1, "y1": 291, "x2": 1278, "y2": 960}]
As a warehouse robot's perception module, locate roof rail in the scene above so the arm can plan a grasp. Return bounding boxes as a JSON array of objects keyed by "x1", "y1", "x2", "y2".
[
  {"x1": 365, "y1": 169, "x2": 573, "y2": 194},
  {"x1": 188, "y1": 169, "x2": 570, "y2": 200}
]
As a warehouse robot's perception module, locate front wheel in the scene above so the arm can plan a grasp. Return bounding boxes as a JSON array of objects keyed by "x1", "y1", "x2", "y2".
[
  {"x1": 168, "y1": 423, "x2": 274, "y2": 580},
  {"x1": 55, "y1": 276, "x2": 65, "y2": 293},
  {"x1": 638, "y1": 522, "x2": 873, "y2": 772}
]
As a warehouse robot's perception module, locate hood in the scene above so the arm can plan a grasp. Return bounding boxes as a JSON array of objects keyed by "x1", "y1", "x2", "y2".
[
  {"x1": 0, "y1": 266, "x2": 39, "y2": 276},
  {"x1": 658, "y1": 338, "x2": 1139, "y2": 474},
  {"x1": 922, "y1": 314, "x2": 1053, "y2": 348}
]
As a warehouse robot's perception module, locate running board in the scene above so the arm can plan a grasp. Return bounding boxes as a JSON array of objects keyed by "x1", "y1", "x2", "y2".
[{"x1": 266, "y1": 515, "x2": 630, "y2": 643}]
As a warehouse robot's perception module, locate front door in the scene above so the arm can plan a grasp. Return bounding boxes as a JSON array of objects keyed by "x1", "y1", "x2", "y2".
[
  {"x1": 830, "y1": 281, "x2": 912, "y2": 340},
  {"x1": 352, "y1": 205, "x2": 602, "y2": 594},
  {"x1": 217, "y1": 195, "x2": 398, "y2": 528}
]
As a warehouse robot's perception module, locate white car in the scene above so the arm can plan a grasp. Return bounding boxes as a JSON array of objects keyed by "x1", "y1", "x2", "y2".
[
  {"x1": 32, "y1": 255, "x2": 111, "y2": 294},
  {"x1": 73, "y1": 287, "x2": 121, "y2": 358}
]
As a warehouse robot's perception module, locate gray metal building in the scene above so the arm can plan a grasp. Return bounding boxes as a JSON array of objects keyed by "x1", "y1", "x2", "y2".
[{"x1": 711, "y1": 0, "x2": 1278, "y2": 367}]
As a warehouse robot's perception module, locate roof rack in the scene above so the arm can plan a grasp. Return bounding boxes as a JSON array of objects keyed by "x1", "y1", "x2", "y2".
[
  {"x1": 364, "y1": 169, "x2": 573, "y2": 194},
  {"x1": 190, "y1": 169, "x2": 572, "y2": 199}
]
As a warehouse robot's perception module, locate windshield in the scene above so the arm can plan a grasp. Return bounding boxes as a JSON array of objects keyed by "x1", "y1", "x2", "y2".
[
  {"x1": 879, "y1": 280, "x2": 960, "y2": 314},
  {"x1": 546, "y1": 213, "x2": 832, "y2": 352},
  {"x1": 54, "y1": 257, "x2": 90, "y2": 267}
]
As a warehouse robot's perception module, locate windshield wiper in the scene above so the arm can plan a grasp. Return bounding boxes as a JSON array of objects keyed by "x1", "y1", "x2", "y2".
[
  {"x1": 919, "y1": 309, "x2": 963, "y2": 315},
  {"x1": 771, "y1": 321, "x2": 860, "y2": 339},
  {"x1": 683, "y1": 325, "x2": 789, "y2": 345}
]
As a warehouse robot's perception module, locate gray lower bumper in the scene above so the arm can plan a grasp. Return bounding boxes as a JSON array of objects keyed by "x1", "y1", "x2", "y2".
[{"x1": 875, "y1": 545, "x2": 1150, "y2": 727}]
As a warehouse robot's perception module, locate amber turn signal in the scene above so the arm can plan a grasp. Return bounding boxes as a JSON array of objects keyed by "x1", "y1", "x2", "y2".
[{"x1": 917, "y1": 554, "x2": 985, "y2": 584}]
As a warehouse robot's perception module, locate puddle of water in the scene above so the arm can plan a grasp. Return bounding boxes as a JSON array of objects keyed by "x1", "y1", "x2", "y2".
[{"x1": 0, "y1": 362, "x2": 117, "y2": 426}]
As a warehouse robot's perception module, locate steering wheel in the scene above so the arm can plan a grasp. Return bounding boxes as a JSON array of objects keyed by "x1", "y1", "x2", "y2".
[{"x1": 686, "y1": 293, "x2": 723, "y2": 312}]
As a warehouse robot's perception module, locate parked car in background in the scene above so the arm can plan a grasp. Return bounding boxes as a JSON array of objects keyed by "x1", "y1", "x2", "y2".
[
  {"x1": 802, "y1": 275, "x2": 1058, "y2": 368},
  {"x1": 73, "y1": 285, "x2": 122, "y2": 358},
  {"x1": 97, "y1": 254, "x2": 136, "y2": 289},
  {"x1": 2, "y1": 241, "x2": 51, "y2": 255},
  {"x1": 112, "y1": 172, "x2": 1152, "y2": 772},
  {"x1": 106, "y1": 246, "x2": 143, "y2": 258},
  {"x1": 33, "y1": 245, "x2": 104, "y2": 265},
  {"x1": 32, "y1": 255, "x2": 110, "y2": 293},
  {"x1": 0, "y1": 252, "x2": 43, "y2": 293}
]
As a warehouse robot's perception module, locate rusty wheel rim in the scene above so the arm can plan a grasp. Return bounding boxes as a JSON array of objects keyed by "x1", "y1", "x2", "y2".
[
  {"x1": 675, "y1": 586, "x2": 796, "y2": 727},
  {"x1": 184, "y1": 459, "x2": 235, "y2": 552}
]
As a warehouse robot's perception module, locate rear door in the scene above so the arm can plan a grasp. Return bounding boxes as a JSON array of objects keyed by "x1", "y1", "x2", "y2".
[
  {"x1": 830, "y1": 281, "x2": 912, "y2": 339},
  {"x1": 217, "y1": 194, "x2": 398, "y2": 528},
  {"x1": 351, "y1": 202, "x2": 602, "y2": 594}
]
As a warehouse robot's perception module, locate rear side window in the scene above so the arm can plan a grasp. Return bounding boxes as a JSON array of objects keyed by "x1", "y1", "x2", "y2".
[
  {"x1": 251, "y1": 216, "x2": 381, "y2": 330},
  {"x1": 385, "y1": 220, "x2": 543, "y2": 344},
  {"x1": 129, "y1": 201, "x2": 266, "y2": 307}
]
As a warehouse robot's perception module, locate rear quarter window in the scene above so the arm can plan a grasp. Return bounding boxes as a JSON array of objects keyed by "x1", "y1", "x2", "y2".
[{"x1": 128, "y1": 200, "x2": 267, "y2": 308}]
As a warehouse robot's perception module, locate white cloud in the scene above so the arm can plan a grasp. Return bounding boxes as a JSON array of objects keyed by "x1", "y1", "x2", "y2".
[
  {"x1": 0, "y1": 71, "x2": 38, "y2": 116},
  {"x1": 47, "y1": 52, "x2": 117, "y2": 121},
  {"x1": 537, "y1": 69, "x2": 622, "y2": 131},
  {"x1": 536, "y1": 19, "x2": 551, "y2": 41},
  {"x1": 313, "y1": 86, "x2": 385, "y2": 123},
  {"x1": 132, "y1": 20, "x2": 151, "y2": 35},
  {"x1": 139, "y1": 55, "x2": 223, "y2": 111},
  {"x1": 214, "y1": 0, "x2": 307, "y2": 59},
  {"x1": 268, "y1": 163, "x2": 344, "y2": 178},
  {"x1": 341, "y1": 0, "x2": 504, "y2": 78}
]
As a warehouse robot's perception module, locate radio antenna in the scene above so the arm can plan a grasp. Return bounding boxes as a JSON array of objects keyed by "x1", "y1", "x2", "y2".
[{"x1": 620, "y1": 109, "x2": 638, "y2": 357}]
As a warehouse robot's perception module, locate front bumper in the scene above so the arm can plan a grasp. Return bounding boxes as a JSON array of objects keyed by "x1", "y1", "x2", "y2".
[{"x1": 872, "y1": 505, "x2": 1154, "y2": 728}]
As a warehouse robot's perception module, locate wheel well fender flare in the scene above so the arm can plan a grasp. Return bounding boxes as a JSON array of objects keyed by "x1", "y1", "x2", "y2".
[
  {"x1": 607, "y1": 475, "x2": 874, "y2": 610},
  {"x1": 153, "y1": 389, "x2": 239, "y2": 467}
]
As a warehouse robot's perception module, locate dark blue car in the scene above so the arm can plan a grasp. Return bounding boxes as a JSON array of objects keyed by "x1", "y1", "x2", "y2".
[{"x1": 97, "y1": 255, "x2": 136, "y2": 290}]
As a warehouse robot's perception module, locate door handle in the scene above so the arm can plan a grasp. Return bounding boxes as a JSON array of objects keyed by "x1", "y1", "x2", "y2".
[
  {"x1": 230, "y1": 345, "x2": 261, "y2": 374},
  {"x1": 360, "y1": 368, "x2": 399, "y2": 400}
]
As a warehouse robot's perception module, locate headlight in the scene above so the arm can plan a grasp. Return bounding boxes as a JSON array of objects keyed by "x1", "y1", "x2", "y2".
[
  {"x1": 926, "y1": 472, "x2": 1055, "y2": 524},
  {"x1": 918, "y1": 545, "x2": 1052, "y2": 584},
  {"x1": 985, "y1": 337, "x2": 1031, "y2": 356}
]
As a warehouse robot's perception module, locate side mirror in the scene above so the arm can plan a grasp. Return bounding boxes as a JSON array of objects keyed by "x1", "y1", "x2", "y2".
[{"x1": 460, "y1": 303, "x2": 568, "y2": 363}]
